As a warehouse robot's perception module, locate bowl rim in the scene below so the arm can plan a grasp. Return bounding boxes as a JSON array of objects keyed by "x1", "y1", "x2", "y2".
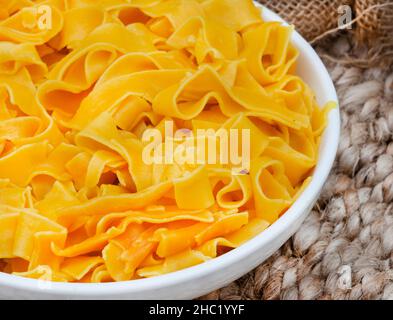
[{"x1": 0, "y1": 3, "x2": 341, "y2": 297}]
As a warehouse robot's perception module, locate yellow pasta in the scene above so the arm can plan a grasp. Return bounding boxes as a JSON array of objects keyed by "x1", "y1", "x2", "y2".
[{"x1": 0, "y1": 0, "x2": 332, "y2": 282}]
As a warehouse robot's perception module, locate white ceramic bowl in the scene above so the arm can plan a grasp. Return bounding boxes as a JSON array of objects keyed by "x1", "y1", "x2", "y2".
[{"x1": 0, "y1": 3, "x2": 340, "y2": 300}]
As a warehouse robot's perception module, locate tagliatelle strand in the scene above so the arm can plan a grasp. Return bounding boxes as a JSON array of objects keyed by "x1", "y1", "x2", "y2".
[{"x1": 0, "y1": 0, "x2": 332, "y2": 282}]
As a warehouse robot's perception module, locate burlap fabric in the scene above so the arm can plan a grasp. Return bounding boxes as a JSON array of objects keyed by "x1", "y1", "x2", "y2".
[
  {"x1": 355, "y1": 0, "x2": 393, "y2": 45},
  {"x1": 355, "y1": 0, "x2": 393, "y2": 66},
  {"x1": 258, "y1": 0, "x2": 354, "y2": 42},
  {"x1": 258, "y1": 0, "x2": 393, "y2": 66},
  {"x1": 202, "y1": 35, "x2": 393, "y2": 300}
]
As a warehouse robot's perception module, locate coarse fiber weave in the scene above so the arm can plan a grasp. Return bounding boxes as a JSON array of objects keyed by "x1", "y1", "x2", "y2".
[
  {"x1": 355, "y1": 0, "x2": 393, "y2": 45},
  {"x1": 258, "y1": 0, "x2": 354, "y2": 42},
  {"x1": 258, "y1": 0, "x2": 393, "y2": 67},
  {"x1": 258, "y1": 0, "x2": 393, "y2": 42},
  {"x1": 202, "y1": 36, "x2": 393, "y2": 300}
]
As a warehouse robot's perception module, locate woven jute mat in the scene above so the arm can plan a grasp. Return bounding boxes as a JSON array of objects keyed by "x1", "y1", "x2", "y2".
[{"x1": 201, "y1": 35, "x2": 393, "y2": 300}]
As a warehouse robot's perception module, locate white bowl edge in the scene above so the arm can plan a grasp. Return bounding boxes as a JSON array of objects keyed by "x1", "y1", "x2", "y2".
[{"x1": 0, "y1": 3, "x2": 341, "y2": 300}]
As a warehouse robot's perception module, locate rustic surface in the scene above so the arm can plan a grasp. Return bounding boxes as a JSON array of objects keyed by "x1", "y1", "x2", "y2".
[
  {"x1": 258, "y1": 0, "x2": 393, "y2": 67},
  {"x1": 258, "y1": 0, "x2": 354, "y2": 42},
  {"x1": 202, "y1": 35, "x2": 393, "y2": 300}
]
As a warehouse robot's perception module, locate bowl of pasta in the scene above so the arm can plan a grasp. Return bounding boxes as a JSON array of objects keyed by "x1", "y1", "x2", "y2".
[{"x1": 0, "y1": 0, "x2": 340, "y2": 299}]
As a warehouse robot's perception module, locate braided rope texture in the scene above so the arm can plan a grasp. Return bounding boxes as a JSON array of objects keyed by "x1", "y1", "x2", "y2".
[{"x1": 201, "y1": 36, "x2": 393, "y2": 300}]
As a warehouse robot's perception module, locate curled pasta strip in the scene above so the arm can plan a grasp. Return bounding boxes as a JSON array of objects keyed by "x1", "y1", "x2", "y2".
[
  {"x1": 0, "y1": 42, "x2": 47, "y2": 80},
  {"x1": 210, "y1": 168, "x2": 252, "y2": 209},
  {"x1": 242, "y1": 22, "x2": 299, "y2": 85},
  {"x1": 250, "y1": 157, "x2": 295, "y2": 223}
]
